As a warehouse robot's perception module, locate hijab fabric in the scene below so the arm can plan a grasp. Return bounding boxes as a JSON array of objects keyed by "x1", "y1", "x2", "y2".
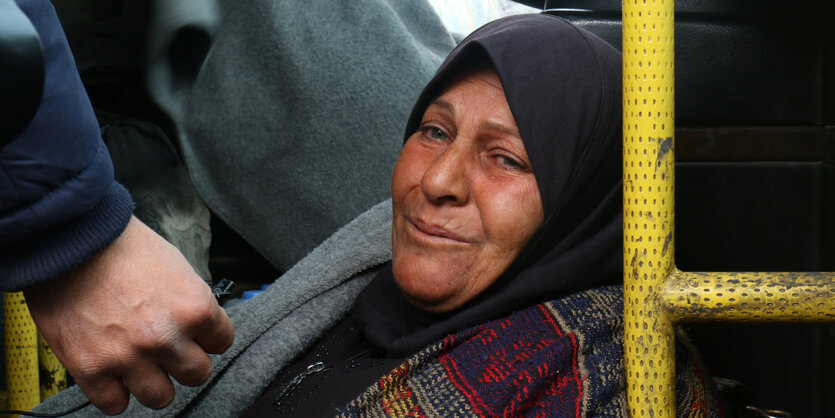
[{"x1": 354, "y1": 13, "x2": 623, "y2": 357}]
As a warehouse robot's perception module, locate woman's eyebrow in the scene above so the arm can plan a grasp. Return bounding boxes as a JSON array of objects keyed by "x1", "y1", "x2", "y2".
[
  {"x1": 480, "y1": 121, "x2": 522, "y2": 139},
  {"x1": 429, "y1": 98, "x2": 520, "y2": 140},
  {"x1": 429, "y1": 98, "x2": 456, "y2": 117}
]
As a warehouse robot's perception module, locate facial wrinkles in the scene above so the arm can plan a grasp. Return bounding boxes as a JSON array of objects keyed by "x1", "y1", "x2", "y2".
[
  {"x1": 391, "y1": 68, "x2": 543, "y2": 312},
  {"x1": 426, "y1": 76, "x2": 534, "y2": 251}
]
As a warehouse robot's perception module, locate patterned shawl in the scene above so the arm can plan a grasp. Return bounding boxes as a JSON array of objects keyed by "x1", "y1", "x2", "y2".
[{"x1": 340, "y1": 287, "x2": 723, "y2": 417}]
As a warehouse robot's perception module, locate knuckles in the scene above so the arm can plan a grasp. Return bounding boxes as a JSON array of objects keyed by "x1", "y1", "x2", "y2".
[
  {"x1": 170, "y1": 358, "x2": 212, "y2": 387},
  {"x1": 178, "y1": 296, "x2": 217, "y2": 329},
  {"x1": 74, "y1": 376, "x2": 129, "y2": 415},
  {"x1": 134, "y1": 322, "x2": 180, "y2": 354},
  {"x1": 67, "y1": 351, "x2": 119, "y2": 382},
  {"x1": 133, "y1": 298, "x2": 215, "y2": 353}
]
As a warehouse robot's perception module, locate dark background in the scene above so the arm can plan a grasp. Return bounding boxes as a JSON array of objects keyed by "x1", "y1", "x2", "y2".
[{"x1": 519, "y1": 1, "x2": 835, "y2": 416}]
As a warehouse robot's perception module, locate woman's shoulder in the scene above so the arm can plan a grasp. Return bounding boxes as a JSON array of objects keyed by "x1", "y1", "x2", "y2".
[
  {"x1": 541, "y1": 286, "x2": 725, "y2": 417},
  {"x1": 345, "y1": 286, "x2": 721, "y2": 417},
  {"x1": 340, "y1": 286, "x2": 629, "y2": 417},
  {"x1": 543, "y1": 285, "x2": 624, "y2": 329}
]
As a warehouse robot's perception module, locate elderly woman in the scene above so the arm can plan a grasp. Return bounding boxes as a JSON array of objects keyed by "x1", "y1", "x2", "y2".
[{"x1": 37, "y1": 13, "x2": 722, "y2": 417}]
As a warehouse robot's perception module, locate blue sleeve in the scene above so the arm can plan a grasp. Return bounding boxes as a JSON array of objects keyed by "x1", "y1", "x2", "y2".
[{"x1": 0, "y1": 0, "x2": 134, "y2": 291}]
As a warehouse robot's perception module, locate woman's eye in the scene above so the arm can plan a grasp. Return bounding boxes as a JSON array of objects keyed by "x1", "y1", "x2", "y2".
[
  {"x1": 421, "y1": 126, "x2": 449, "y2": 142},
  {"x1": 496, "y1": 154, "x2": 525, "y2": 170}
]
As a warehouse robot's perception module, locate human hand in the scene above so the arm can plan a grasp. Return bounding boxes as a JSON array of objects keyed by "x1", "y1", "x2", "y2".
[{"x1": 24, "y1": 216, "x2": 235, "y2": 414}]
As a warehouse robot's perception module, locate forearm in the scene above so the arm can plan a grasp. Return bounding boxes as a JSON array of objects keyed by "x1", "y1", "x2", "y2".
[{"x1": 0, "y1": 0, "x2": 133, "y2": 290}]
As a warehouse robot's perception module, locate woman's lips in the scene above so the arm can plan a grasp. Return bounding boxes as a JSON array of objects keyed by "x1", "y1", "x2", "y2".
[{"x1": 408, "y1": 217, "x2": 470, "y2": 244}]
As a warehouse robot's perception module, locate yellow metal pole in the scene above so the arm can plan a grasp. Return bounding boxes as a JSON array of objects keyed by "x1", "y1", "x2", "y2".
[
  {"x1": 3, "y1": 292, "x2": 40, "y2": 412},
  {"x1": 663, "y1": 271, "x2": 835, "y2": 322},
  {"x1": 38, "y1": 332, "x2": 67, "y2": 401},
  {"x1": 622, "y1": 0, "x2": 676, "y2": 416},
  {"x1": 622, "y1": 2, "x2": 835, "y2": 416}
]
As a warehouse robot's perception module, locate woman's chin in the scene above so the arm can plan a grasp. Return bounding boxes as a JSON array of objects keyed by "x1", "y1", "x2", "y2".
[
  {"x1": 400, "y1": 292, "x2": 462, "y2": 314},
  {"x1": 396, "y1": 280, "x2": 456, "y2": 311},
  {"x1": 393, "y1": 263, "x2": 467, "y2": 313}
]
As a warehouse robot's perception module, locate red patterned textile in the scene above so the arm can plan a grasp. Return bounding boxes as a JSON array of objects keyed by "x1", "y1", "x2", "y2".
[{"x1": 340, "y1": 287, "x2": 724, "y2": 417}]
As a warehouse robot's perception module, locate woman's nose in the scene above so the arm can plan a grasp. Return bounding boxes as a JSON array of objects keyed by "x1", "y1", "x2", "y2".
[{"x1": 420, "y1": 143, "x2": 470, "y2": 206}]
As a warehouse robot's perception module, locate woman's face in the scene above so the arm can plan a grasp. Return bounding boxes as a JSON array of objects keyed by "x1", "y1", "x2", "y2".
[{"x1": 391, "y1": 69, "x2": 544, "y2": 313}]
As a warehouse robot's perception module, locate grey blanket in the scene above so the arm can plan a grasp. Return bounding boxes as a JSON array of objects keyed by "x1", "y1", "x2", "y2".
[
  {"x1": 35, "y1": 200, "x2": 393, "y2": 416},
  {"x1": 35, "y1": 2, "x2": 453, "y2": 415},
  {"x1": 145, "y1": 0, "x2": 454, "y2": 270}
]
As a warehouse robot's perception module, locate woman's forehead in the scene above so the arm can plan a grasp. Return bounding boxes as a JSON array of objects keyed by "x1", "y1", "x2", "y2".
[
  {"x1": 405, "y1": 13, "x2": 622, "y2": 214},
  {"x1": 430, "y1": 70, "x2": 524, "y2": 141},
  {"x1": 433, "y1": 69, "x2": 504, "y2": 111},
  {"x1": 435, "y1": 60, "x2": 500, "y2": 98}
]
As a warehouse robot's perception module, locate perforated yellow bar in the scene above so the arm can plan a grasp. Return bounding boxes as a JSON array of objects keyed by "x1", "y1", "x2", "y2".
[
  {"x1": 623, "y1": 1, "x2": 835, "y2": 417},
  {"x1": 664, "y1": 270, "x2": 835, "y2": 322},
  {"x1": 3, "y1": 292, "x2": 40, "y2": 412},
  {"x1": 622, "y1": 0, "x2": 676, "y2": 416},
  {"x1": 38, "y1": 332, "x2": 68, "y2": 400}
]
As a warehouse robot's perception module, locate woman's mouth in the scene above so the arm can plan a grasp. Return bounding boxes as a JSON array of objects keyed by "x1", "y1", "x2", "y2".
[{"x1": 408, "y1": 217, "x2": 470, "y2": 244}]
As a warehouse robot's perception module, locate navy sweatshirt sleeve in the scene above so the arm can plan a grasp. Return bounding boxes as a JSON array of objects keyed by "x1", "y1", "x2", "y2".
[{"x1": 0, "y1": 0, "x2": 134, "y2": 291}]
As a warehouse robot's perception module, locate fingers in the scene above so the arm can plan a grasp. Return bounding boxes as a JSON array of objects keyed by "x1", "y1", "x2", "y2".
[
  {"x1": 160, "y1": 298, "x2": 233, "y2": 387},
  {"x1": 162, "y1": 342, "x2": 213, "y2": 387},
  {"x1": 75, "y1": 344, "x2": 208, "y2": 414},
  {"x1": 122, "y1": 365, "x2": 175, "y2": 410},
  {"x1": 25, "y1": 216, "x2": 238, "y2": 414},
  {"x1": 75, "y1": 375, "x2": 130, "y2": 415},
  {"x1": 76, "y1": 363, "x2": 176, "y2": 413},
  {"x1": 193, "y1": 301, "x2": 235, "y2": 355}
]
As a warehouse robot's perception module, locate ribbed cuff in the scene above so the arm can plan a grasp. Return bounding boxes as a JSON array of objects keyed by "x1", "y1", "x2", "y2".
[{"x1": 0, "y1": 182, "x2": 134, "y2": 291}]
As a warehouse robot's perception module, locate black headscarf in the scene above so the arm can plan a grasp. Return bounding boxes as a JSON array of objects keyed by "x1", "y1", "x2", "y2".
[{"x1": 354, "y1": 13, "x2": 623, "y2": 357}]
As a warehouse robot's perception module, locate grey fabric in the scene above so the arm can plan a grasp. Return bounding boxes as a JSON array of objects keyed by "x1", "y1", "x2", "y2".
[
  {"x1": 145, "y1": 0, "x2": 454, "y2": 270},
  {"x1": 101, "y1": 114, "x2": 212, "y2": 282},
  {"x1": 50, "y1": 3, "x2": 212, "y2": 282},
  {"x1": 34, "y1": 200, "x2": 393, "y2": 416}
]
